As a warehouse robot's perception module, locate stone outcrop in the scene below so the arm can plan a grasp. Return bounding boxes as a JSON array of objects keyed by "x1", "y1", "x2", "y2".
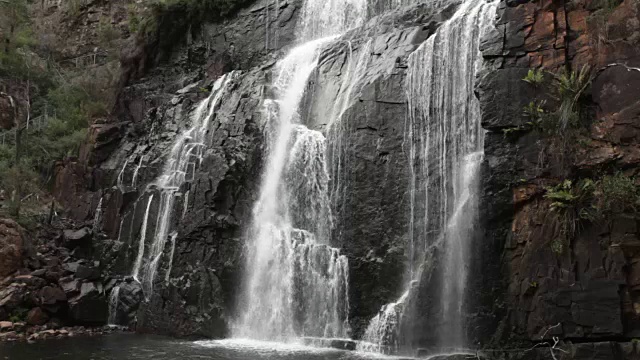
[
  {"x1": 0, "y1": 219, "x2": 28, "y2": 278},
  {"x1": 0, "y1": 219, "x2": 112, "y2": 331}
]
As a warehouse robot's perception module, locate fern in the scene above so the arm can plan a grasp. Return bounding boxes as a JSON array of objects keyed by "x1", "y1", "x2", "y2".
[
  {"x1": 554, "y1": 65, "x2": 591, "y2": 129},
  {"x1": 523, "y1": 68, "x2": 544, "y2": 86}
]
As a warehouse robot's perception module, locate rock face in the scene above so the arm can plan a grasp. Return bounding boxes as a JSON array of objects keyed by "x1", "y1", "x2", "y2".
[
  {"x1": 50, "y1": 0, "x2": 464, "y2": 340},
  {"x1": 471, "y1": 0, "x2": 640, "y2": 357}
]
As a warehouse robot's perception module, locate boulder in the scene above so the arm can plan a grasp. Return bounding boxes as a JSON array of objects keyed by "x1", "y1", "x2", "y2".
[
  {"x1": 61, "y1": 228, "x2": 92, "y2": 249},
  {"x1": 75, "y1": 264, "x2": 101, "y2": 280},
  {"x1": 108, "y1": 281, "x2": 142, "y2": 326},
  {"x1": 39, "y1": 286, "x2": 66, "y2": 306},
  {"x1": 11, "y1": 275, "x2": 47, "y2": 288},
  {"x1": 59, "y1": 277, "x2": 81, "y2": 297},
  {"x1": 0, "y1": 218, "x2": 26, "y2": 278},
  {"x1": 68, "y1": 282, "x2": 107, "y2": 325},
  {"x1": 26, "y1": 307, "x2": 49, "y2": 326},
  {"x1": 30, "y1": 269, "x2": 46, "y2": 277},
  {"x1": 0, "y1": 284, "x2": 25, "y2": 310},
  {"x1": 0, "y1": 321, "x2": 12, "y2": 331},
  {"x1": 62, "y1": 261, "x2": 81, "y2": 274}
]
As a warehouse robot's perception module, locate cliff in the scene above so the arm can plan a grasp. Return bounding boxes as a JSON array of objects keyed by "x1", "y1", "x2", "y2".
[{"x1": 1, "y1": 0, "x2": 640, "y2": 358}]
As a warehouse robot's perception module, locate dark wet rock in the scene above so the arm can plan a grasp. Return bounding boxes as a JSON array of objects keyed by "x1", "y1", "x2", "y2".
[
  {"x1": 26, "y1": 307, "x2": 49, "y2": 326},
  {"x1": 111, "y1": 281, "x2": 142, "y2": 325},
  {"x1": 68, "y1": 282, "x2": 107, "y2": 325},
  {"x1": 62, "y1": 228, "x2": 92, "y2": 249},
  {"x1": 75, "y1": 264, "x2": 101, "y2": 281},
  {"x1": 302, "y1": 337, "x2": 357, "y2": 351},
  {"x1": 39, "y1": 286, "x2": 66, "y2": 307},
  {"x1": 30, "y1": 269, "x2": 46, "y2": 277},
  {"x1": 59, "y1": 277, "x2": 81, "y2": 298}
]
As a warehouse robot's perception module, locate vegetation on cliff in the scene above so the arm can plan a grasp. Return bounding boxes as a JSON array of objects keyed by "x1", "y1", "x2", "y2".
[{"x1": 0, "y1": 0, "x2": 117, "y2": 225}]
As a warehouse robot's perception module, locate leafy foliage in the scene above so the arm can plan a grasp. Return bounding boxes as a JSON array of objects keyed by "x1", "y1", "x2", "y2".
[
  {"x1": 0, "y1": 158, "x2": 39, "y2": 218},
  {"x1": 8, "y1": 307, "x2": 29, "y2": 323},
  {"x1": 597, "y1": 173, "x2": 640, "y2": 215},
  {"x1": 545, "y1": 173, "x2": 640, "y2": 254},
  {"x1": 137, "y1": 0, "x2": 254, "y2": 62},
  {"x1": 523, "y1": 68, "x2": 544, "y2": 86},
  {"x1": 553, "y1": 65, "x2": 591, "y2": 130},
  {"x1": 545, "y1": 179, "x2": 597, "y2": 253},
  {"x1": 0, "y1": 1, "x2": 110, "y2": 221},
  {"x1": 98, "y1": 18, "x2": 120, "y2": 48}
]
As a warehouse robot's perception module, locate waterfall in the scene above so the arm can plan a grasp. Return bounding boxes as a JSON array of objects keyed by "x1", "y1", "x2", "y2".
[
  {"x1": 234, "y1": 36, "x2": 350, "y2": 341},
  {"x1": 107, "y1": 74, "x2": 235, "y2": 329},
  {"x1": 134, "y1": 73, "x2": 234, "y2": 297},
  {"x1": 108, "y1": 285, "x2": 120, "y2": 326},
  {"x1": 132, "y1": 194, "x2": 154, "y2": 282},
  {"x1": 358, "y1": 0, "x2": 497, "y2": 354},
  {"x1": 92, "y1": 197, "x2": 104, "y2": 236},
  {"x1": 131, "y1": 156, "x2": 144, "y2": 188},
  {"x1": 233, "y1": 0, "x2": 383, "y2": 342}
]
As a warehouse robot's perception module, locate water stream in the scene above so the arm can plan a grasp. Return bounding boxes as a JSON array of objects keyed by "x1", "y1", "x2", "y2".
[
  {"x1": 358, "y1": 0, "x2": 497, "y2": 354},
  {"x1": 232, "y1": 0, "x2": 385, "y2": 342},
  {"x1": 108, "y1": 74, "x2": 235, "y2": 321}
]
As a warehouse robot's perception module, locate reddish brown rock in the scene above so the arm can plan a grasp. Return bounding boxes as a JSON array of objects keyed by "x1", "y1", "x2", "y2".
[
  {"x1": 26, "y1": 308, "x2": 49, "y2": 326},
  {"x1": 0, "y1": 219, "x2": 27, "y2": 278},
  {"x1": 39, "y1": 286, "x2": 66, "y2": 307},
  {"x1": 0, "y1": 93, "x2": 16, "y2": 130}
]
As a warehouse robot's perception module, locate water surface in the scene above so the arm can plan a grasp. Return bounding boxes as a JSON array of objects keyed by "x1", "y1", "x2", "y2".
[{"x1": 0, "y1": 334, "x2": 405, "y2": 360}]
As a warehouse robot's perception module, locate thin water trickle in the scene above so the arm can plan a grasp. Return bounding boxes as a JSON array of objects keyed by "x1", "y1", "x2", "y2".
[
  {"x1": 108, "y1": 73, "x2": 235, "y2": 321},
  {"x1": 134, "y1": 73, "x2": 234, "y2": 297},
  {"x1": 92, "y1": 197, "x2": 104, "y2": 236},
  {"x1": 132, "y1": 194, "x2": 154, "y2": 282},
  {"x1": 108, "y1": 285, "x2": 121, "y2": 325}
]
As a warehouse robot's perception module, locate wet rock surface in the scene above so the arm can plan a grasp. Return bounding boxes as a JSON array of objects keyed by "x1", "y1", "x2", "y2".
[{"x1": 473, "y1": 0, "x2": 640, "y2": 356}]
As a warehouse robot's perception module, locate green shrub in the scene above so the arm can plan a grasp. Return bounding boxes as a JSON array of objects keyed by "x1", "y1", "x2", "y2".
[
  {"x1": 523, "y1": 68, "x2": 544, "y2": 86},
  {"x1": 138, "y1": 0, "x2": 254, "y2": 62},
  {"x1": 128, "y1": 4, "x2": 141, "y2": 34},
  {"x1": 554, "y1": 65, "x2": 591, "y2": 130},
  {"x1": 550, "y1": 238, "x2": 564, "y2": 255},
  {"x1": 98, "y1": 17, "x2": 120, "y2": 48},
  {"x1": 0, "y1": 159, "x2": 39, "y2": 218},
  {"x1": 8, "y1": 307, "x2": 29, "y2": 323},
  {"x1": 545, "y1": 179, "x2": 597, "y2": 241},
  {"x1": 597, "y1": 173, "x2": 639, "y2": 214}
]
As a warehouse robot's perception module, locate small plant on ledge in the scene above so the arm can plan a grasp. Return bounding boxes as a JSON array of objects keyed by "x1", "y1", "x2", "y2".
[
  {"x1": 523, "y1": 68, "x2": 545, "y2": 87},
  {"x1": 545, "y1": 179, "x2": 597, "y2": 252}
]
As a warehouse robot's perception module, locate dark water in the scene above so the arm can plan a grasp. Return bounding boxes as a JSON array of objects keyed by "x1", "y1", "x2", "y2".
[{"x1": 0, "y1": 334, "x2": 401, "y2": 360}]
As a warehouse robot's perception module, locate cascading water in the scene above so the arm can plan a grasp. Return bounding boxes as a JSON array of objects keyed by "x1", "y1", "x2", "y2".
[
  {"x1": 233, "y1": 36, "x2": 350, "y2": 341},
  {"x1": 92, "y1": 197, "x2": 104, "y2": 236},
  {"x1": 108, "y1": 74, "x2": 234, "y2": 320},
  {"x1": 233, "y1": 0, "x2": 379, "y2": 342},
  {"x1": 358, "y1": 0, "x2": 497, "y2": 354},
  {"x1": 108, "y1": 285, "x2": 120, "y2": 326},
  {"x1": 136, "y1": 73, "x2": 233, "y2": 297}
]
